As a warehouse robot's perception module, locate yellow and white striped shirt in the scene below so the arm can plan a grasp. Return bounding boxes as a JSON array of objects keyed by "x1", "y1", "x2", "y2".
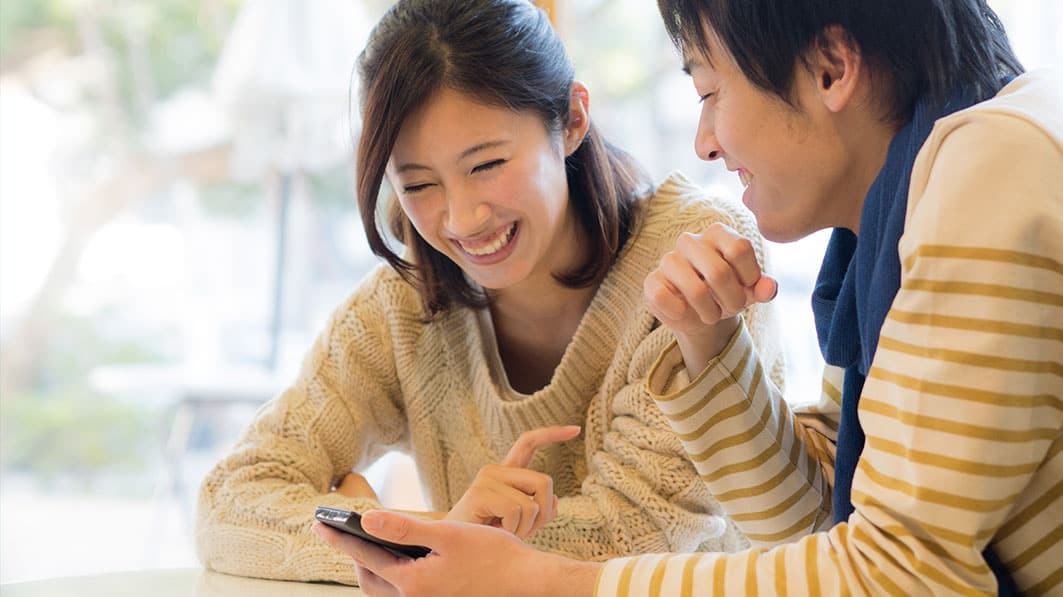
[{"x1": 597, "y1": 70, "x2": 1062, "y2": 595}]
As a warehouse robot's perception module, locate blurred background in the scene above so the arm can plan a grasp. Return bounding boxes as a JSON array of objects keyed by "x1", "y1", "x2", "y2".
[{"x1": 0, "y1": 0, "x2": 1058, "y2": 584}]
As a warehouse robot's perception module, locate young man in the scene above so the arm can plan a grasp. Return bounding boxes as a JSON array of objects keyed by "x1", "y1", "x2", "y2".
[{"x1": 314, "y1": 1, "x2": 1062, "y2": 594}]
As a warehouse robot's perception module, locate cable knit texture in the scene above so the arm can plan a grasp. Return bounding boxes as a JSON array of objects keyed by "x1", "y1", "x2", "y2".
[{"x1": 195, "y1": 172, "x2": 786, "y2": 584}]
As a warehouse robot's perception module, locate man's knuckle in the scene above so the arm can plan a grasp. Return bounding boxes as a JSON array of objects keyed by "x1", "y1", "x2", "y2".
[
  {"x1": 677, "y1": 231, "x2": 700, "y2": 250},
  {"x1": 703, "y1": 261, "x2": 731, "y2": 284},
  {"x1": 392, "y1": 516, "x2": 412, "y2": 540},
  {"x1": 687, "y1": 282, "x2": 710, "y2": 303},
  {"x1": 662, "y1": 252, "x2": 683, "y2": 269}
]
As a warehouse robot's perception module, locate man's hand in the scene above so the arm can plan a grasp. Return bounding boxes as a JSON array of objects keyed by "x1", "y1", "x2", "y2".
[
  {"x1": 644, "y1": 222, "x2": 777, "y2": 374},
  {"x1": 312, "y1": 510, "x2": 600, "y2": 597}
]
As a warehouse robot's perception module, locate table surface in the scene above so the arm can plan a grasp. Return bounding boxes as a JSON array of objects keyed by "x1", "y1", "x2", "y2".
[{"x1": 2, "y1": 568, "x2": 362, "y2": 597}]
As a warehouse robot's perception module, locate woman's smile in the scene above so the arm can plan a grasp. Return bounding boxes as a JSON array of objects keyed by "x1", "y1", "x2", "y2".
[{"x1": 454, "y1": 221, "x2": 520, "y2": 264}]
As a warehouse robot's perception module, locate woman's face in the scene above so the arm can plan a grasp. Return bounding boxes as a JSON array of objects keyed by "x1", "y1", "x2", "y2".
[
  {"x1": 386, "y1": 88, "x2": 585, "y2": 292},
  {"x1": 685, "y1": 30, "x2": 864, "y2": 241}
]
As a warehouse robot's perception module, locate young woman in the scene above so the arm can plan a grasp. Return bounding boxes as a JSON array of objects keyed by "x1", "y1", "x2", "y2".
[
  {"x1": 314, "y1": 0, "x2": 1062, "y2": 594},
  {"x1": 196, "y1": 0, "x2": 786, "y2": 585}
]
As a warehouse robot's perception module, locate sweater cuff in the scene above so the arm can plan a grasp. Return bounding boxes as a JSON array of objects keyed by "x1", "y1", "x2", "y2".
[{"x1": 307, "y1": 494, "x2": 386, "y2": 585}]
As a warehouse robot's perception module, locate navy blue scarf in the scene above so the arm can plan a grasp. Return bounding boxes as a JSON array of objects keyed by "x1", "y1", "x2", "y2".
[{"x1": 811, "y1": 86, "x2": 1018, "y2": 593}]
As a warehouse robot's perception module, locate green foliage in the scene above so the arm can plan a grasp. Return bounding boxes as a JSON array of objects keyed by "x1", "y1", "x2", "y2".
[
  {"x1": 1, "y1": 308, "x2": 169, "y2": 486},
  {"x1": 2, "y1": 0, "x2": 241, "y2": 123},
  {"x1": 38, "y1": 309, "x2": 169, "y2": 384},
  {"x1": 98, "y1": 1, "x2": 241, "y2": 123},
  {"x1": 197, "y1": 165, "x2": 359, "y2": 220},
  {"x1": 307, "y1": 162, "x2": 356, "y2": 212},
  {"x1": 567, "y1": 1, "x2": 658, "y2": 99},
  {"x1": 198, "y1": 179, "x2": 262, "y2": 218},
  {"x1": 0, "y1": 0, "x2": 75, "y2": 60},
  {"x1": 0, "y1": 388, "x2": 160, "y2": 482}
]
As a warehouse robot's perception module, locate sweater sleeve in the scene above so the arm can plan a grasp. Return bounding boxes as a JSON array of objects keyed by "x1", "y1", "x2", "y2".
[
  {"x1": 195, "y1": 270, "x2": 411, "y2": 584},
  {"x1": 595, "y1": 102, "x2": 1063, "y2": 595}
]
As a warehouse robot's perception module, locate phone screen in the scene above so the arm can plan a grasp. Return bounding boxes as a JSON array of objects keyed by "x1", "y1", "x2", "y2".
[{"x1": 315, "y1": 506, "x2": 431, "y2": 559}]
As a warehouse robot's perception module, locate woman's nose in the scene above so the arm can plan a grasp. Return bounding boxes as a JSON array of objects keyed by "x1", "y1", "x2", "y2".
[{"x1": 445, "y1": 194, "x2": 492, "y2": 237}]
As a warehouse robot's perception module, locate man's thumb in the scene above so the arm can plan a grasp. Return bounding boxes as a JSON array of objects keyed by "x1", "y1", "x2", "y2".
[
  {"x1": 362, "y1": 510, "x2": 438, "y2": 549},
  {"x1": 752, "y1": 276, "x2": 778, "y2": 304}
]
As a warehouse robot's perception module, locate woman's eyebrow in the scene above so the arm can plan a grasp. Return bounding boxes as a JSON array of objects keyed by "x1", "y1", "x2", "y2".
[
  {"x1": 396, "y1": 140, "x2": 510, "y2": 173},
  {"x1": 459, "y1": 139, "x2": 509, "y2": 160}
]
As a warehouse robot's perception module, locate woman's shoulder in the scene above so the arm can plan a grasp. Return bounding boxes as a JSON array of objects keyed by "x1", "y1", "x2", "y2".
[
  {"x1": 327, "y1": 262, "x2": 427, "y2": 332},
  {"x1": 639, "y1": 171, "x2": 761, "y2": 248},
  {"x1": 610, "y1": 171, "x2": 767, "y2": 289}
]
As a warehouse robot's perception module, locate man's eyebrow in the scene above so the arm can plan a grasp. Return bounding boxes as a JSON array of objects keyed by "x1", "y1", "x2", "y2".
[
  {"x1": 396, "y1": 140, "x2": 509, "y2": 174},
  {"x1": 682, "y1": 54, "x2": 710, "y2": 76}
]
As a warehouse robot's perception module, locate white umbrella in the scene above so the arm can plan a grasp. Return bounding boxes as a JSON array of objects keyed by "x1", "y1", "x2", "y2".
[
  {"x1": 212, "y1": 0, "x2": 370, "y2": 368},
  {"x1": 213, "y1": 0, "x2": 369, "y2": 179}
]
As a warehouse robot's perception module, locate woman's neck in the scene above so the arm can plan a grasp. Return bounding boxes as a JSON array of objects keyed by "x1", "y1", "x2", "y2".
[
  {"x1": 490, "y1": 280, "x2": 598, "y2": 327},
  {"x1": 488, "y1": 281, "x2": 598, "y2": 394},
  {"x1": 485, "y1": 201, "x2": 602, "y2": 392}
]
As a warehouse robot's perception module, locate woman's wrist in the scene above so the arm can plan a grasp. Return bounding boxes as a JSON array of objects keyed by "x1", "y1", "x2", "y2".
[{"x1": 674, "y1": 315, "x2": 741, "y2": 377}]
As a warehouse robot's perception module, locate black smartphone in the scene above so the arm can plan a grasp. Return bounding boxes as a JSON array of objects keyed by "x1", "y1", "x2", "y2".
[{"x1": 315, "y1": 506, "x2": 431, "y2": 559}]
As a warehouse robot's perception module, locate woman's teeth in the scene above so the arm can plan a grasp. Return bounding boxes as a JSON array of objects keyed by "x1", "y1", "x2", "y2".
[
  {"x1": 459, "y1": 223, "x2": 516, "y2": 256},
  {"x1": 739, "y1": 170, "x2": 753, "y2": 188}
]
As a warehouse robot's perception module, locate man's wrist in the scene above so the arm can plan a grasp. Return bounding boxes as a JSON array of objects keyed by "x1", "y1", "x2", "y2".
[
  {"x1": 531, "y1": 553, "x2": 602, "y2": 597},
  {"x1": 674, "y1": 315, "x2": 741, "y2": 377}
]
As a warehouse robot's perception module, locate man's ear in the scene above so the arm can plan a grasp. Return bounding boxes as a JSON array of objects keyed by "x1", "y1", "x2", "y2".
[
  {"x1": 563, "y1": 82, "x2": 591, "y2": 156},
  {"x1": 810, "y1": 25, "x2": 863, "y2": 113}
]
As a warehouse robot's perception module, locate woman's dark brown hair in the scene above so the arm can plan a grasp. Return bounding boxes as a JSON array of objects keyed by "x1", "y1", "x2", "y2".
[{"x1": 356, "y1": 0, "x2": 650, "y2": 316}]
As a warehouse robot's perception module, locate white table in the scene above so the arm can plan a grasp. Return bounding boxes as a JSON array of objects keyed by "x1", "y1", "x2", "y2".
[{"x1": 2, "y1": 568, "x2": 362, "y2": 596}]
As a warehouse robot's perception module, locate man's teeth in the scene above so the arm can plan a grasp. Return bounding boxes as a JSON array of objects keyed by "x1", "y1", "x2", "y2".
[
  {"x1": 460, "y1": 224, "x2": 516, "y2": 256},
  {"x1": 739, "y1": 170, "x2": 753, "y2": 188}
]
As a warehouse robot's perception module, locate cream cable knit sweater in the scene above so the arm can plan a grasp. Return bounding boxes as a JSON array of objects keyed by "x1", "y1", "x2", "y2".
[{"x1": 195, "y1": 173, "x2": 786, "y2": 584}]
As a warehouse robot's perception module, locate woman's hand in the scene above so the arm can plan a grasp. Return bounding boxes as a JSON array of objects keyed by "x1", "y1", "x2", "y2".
[
  {"x1": 445, "y1": 425, "x2": 580, "y2": 540},
  {"x1": 312, "y1": 511, "x2": 600, "y2": 597},
  {"x1": 644, "y1": 222, "x2": 777, "y2": 374},
  {"x1": 333, "y1": 472, "x2": 380, "y2": 501}
]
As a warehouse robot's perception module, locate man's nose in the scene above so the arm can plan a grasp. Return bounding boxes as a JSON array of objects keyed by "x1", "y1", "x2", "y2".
[{"x1": 694, "y1": 117, "x2": 722, "y2": 162}]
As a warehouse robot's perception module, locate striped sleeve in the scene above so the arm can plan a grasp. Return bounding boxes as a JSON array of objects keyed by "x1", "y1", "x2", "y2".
[
  {"x1": 644, "y1": 324, "x2": 838, "y2": 547},
  {"x1": 599, "y1": 96, "x2": 1063, "y2": 594}
]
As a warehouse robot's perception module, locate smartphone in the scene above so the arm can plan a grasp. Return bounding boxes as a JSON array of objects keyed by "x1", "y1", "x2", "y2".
[{"x1": 315, "y1": 506, "x2": 431, "y2": 559}]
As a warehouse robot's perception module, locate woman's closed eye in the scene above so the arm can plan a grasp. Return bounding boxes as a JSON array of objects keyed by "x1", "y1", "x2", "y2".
[
  {"x1": 698, "y1": 92, "x2": 716, "y2": 104},
  {"x1": 403, "y1": 182, "x2": 433, "y2": 194},
  {"x1": 472, "y1": 159, "x2": 506, "y2": 174}
]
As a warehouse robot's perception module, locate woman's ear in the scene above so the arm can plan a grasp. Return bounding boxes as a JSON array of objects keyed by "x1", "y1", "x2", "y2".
[
  {"x1": 563, "y1": 82, "x2": 591, "y2": 156},
  {"x1": 811, "y1": 25, "x2": 863, "y2": 113}
]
